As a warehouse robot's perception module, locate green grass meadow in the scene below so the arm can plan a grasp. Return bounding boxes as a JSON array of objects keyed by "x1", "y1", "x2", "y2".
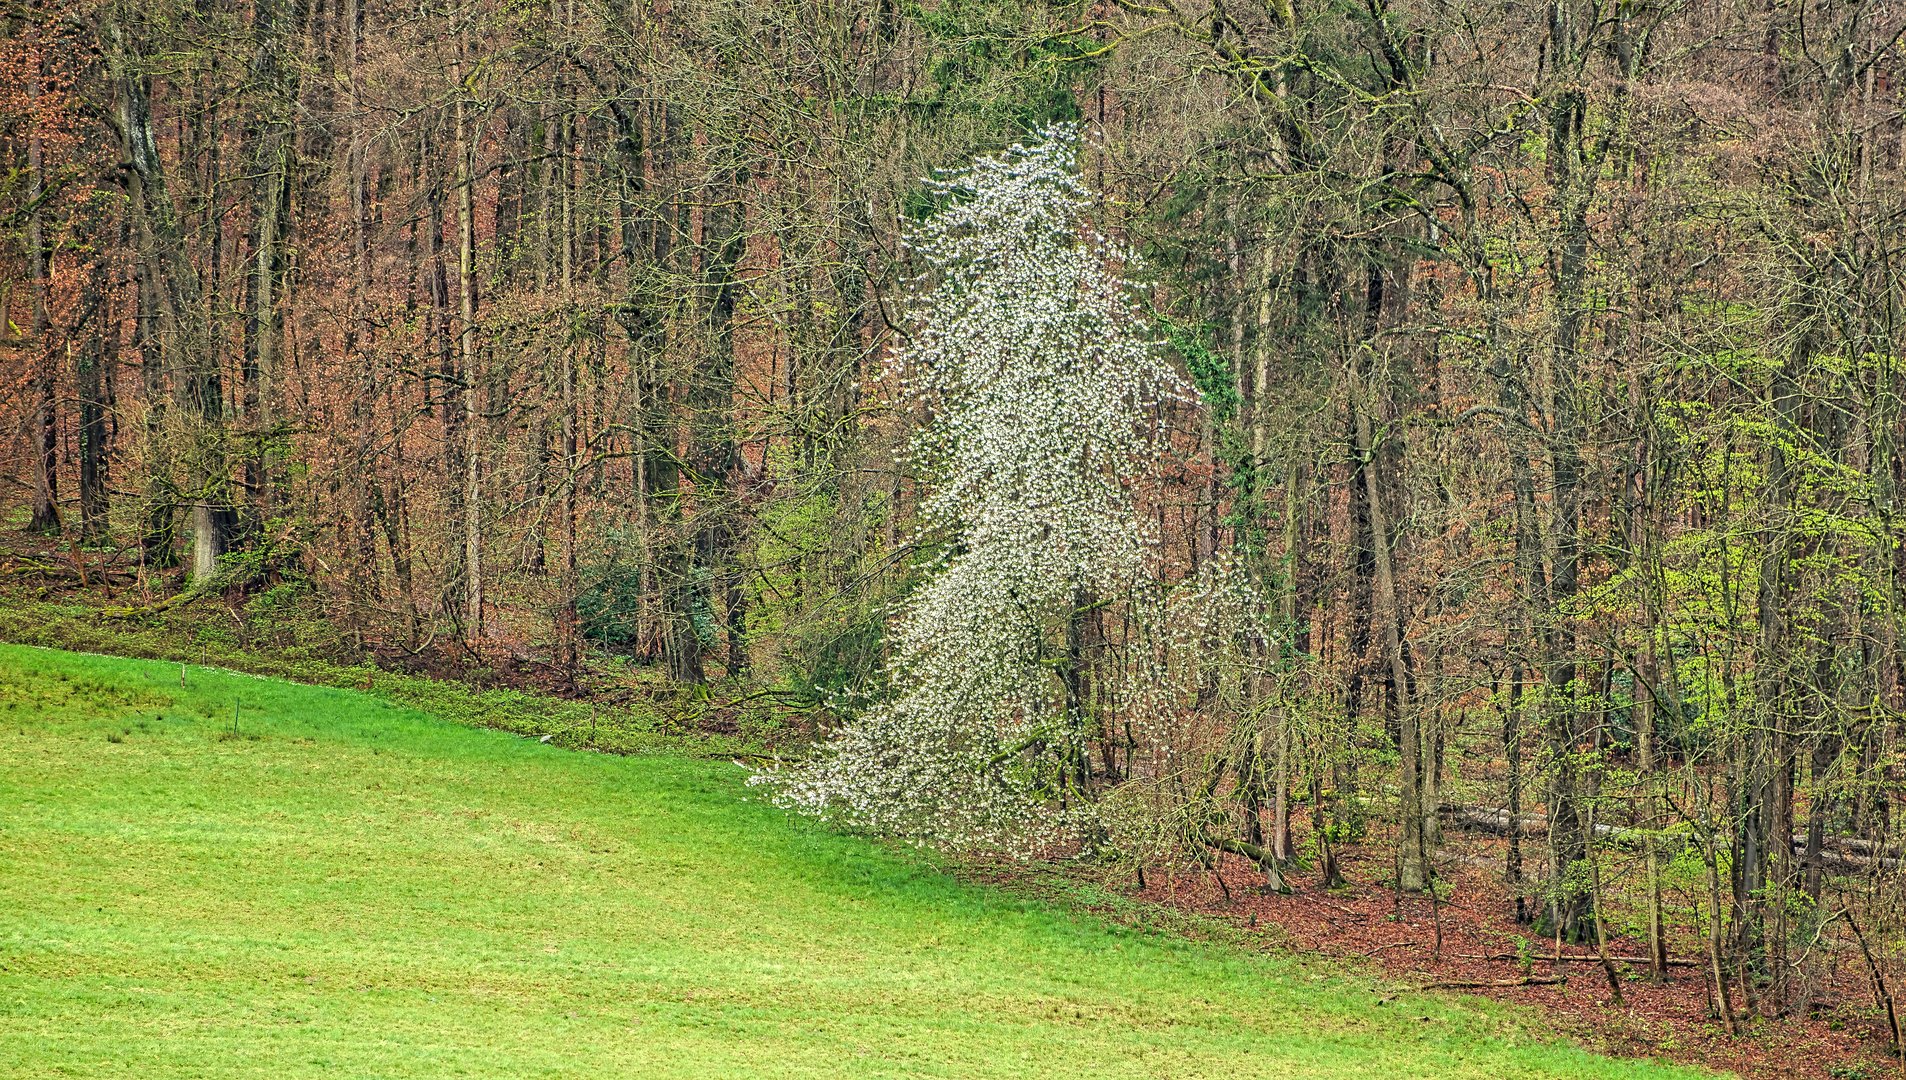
[{"x1": 0, "y1": 644, "x2": 1709, "y2": 1078}]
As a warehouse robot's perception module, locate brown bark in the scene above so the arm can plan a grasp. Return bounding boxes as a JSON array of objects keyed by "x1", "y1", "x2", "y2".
[
  {"x1": 451, "y1": 40, "x2": 484, "y2": 649},
  {"x1": 26, "y1": 57, "x2": 60, "y2": 536}
]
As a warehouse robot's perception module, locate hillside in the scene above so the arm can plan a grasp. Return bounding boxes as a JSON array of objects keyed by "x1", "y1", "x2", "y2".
[{"x1": 0, "y1": 644, "x2": 1704, "y2": 1079}]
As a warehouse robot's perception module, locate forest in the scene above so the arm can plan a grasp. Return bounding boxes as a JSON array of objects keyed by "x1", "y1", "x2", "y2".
[{"x1": 4, "y1": 0, "x2": 1906, "y2": 1073}]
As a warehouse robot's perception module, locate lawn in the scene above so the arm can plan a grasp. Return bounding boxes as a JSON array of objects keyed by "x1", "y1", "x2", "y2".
[{"x1": 0, "y1": 644, "x2": 1709, "y2": 1079}]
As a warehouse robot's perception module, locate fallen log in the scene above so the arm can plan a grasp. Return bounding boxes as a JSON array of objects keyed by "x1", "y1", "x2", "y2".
[
  {"x1": 1458, "y1": 951, "x2": 1697, "y2": 968},
  {"x1": 1439, "y1": 803, "x2": 1898, "y2": 871},
  {"x1": 1418, "y1": 975, "x2": 1566, "y2": 990},
  {"x1": 98, "y1": 587, "x2": 204, "y2": 619},
  {"x1": 1440, "y1": 804, "x2": 1621, "y2": 841},
  {"x1": 1814, "y1": 834, "x2": 1901, "y2": 858}
]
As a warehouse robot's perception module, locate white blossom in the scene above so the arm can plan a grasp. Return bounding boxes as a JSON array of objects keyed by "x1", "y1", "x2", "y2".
[{"x1": 754, "y1": 125, "x2": 1188, "y2": 850}]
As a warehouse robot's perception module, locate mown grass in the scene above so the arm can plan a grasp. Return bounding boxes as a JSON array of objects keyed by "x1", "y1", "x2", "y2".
[{"x1": 0, "y1": 644, "x2": 1711, "y2": 1078}]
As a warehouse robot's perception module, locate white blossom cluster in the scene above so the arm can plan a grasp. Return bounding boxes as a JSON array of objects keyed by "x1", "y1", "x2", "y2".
[
  {"x1": 755, "y1": 126, "x2": 1187, "y2": 850},
  {"x1": 1126, "y1": 558, "x2": 1278, "y2": 779},
  {"x1": 1084, "y1": 556, "x2": 1283, "y2": 867}
]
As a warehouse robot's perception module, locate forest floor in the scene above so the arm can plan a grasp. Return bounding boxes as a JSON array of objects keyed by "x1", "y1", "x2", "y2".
[
  {"x1": 1064, "y1": 830, "x2": 1894, "y2": 1080},
  {"x1": 0, "y1": 643, "x2": 1712, "y2": 1079}
]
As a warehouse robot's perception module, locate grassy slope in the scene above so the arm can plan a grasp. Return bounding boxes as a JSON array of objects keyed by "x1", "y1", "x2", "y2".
[
  {"x1": 0, "y1": 596, "x2": 759, "y2": 759},
  {"x1": 0, "y1": 645, "x2": 1709, "y2": 1079}
]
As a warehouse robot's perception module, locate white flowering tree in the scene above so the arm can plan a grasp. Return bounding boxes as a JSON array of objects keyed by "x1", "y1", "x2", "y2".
[{"x1": 758, "y1": 126, "x2": 1186, "y2": 849}]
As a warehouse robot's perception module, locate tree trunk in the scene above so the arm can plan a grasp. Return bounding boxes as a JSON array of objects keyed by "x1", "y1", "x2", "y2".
[
  {"x1": 77, "y1": 253, "x2": 112, "y2": 542},
  {"x1": 421, "y1": 125, "x2": 463, "y2": 621},
  {"x1": 242, "y1": 0, "x2": 296, "y2": 521},
  {"x1": 1540, "y1": 18, "x2": 1595, "y2": 939},
  {"x1": 105, "y1": 13, "x2": 224, "y2": 582},
  {"x1": 1351, "y1": 361, "x2": 1425, "y2": 892},
  {"x1": 1505, "y1": 665, "x2": 1527, "y2": 923},
  {"x1": 26, "y1": 59, "x2": 61, "y2": 536},
  {"x1": 451, "y1": 42, "x2": 484, "y2": 648}
]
